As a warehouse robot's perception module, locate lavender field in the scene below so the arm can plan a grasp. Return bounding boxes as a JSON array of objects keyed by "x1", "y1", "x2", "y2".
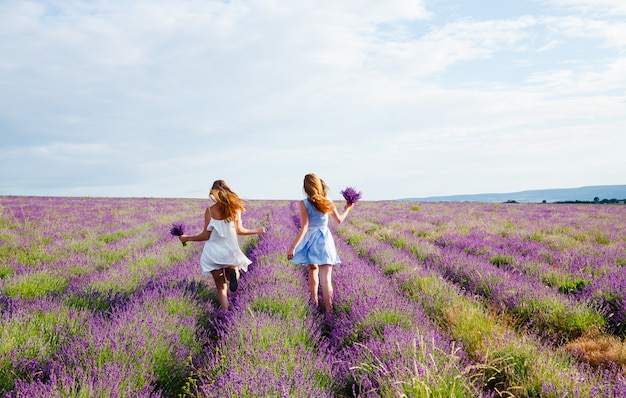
[{"x1": 1, "y1": 196, "x2": 625, "y2": 397}]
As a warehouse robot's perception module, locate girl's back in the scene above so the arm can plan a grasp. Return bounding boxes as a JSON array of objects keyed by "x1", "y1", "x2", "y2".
[
  {"x1": 209, "y1": 204, "x2": 226, "y2": 221},
  {"x1": 304, "y1": 199, "x2": 329, "y2": 230}
]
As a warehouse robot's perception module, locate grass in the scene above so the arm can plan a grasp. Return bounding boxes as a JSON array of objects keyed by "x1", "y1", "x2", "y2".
[
  {"x1": 513, "y1": 296, "x2": 606, "y2": 342},
  {"x1": 87, "y1": 243, "x2": 191, "y2": 296},
  {"x1": 350, "y1": 338, "x2": 478, "y2": 398},
  {"x1": 0, "y1": 264, "x2": 13, "y2": 278},
  {"x1": 564, "y1": 330, "x2": 626, "y2": 369},
  {"x1": 3, "y1": 271, "x2": 69, "y2": 298},
  {"x1": 490, "y1": 254, "x2": 515, "y2": 267},
  {"x1": 97, "y1": 230, "x2": 131, "y2": 244},
  {"x1": 248, "y1": 295, "x2": 309, "y2": 320},
  {"x1": 345, "y1": 308, "x2": 414, "y2": 346},
  {"x1": 541, "y1": 271, "x2": 590, "y2": 294},
  {"x1": 0, "y1": 245, "x2": 53, "y2": 268},
  {"x1": 382, "y1": 261, "x2": 407, "y2": 276}
]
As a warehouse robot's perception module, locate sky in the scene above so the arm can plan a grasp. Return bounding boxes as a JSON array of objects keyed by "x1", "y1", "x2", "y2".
[{"x1": 1, "y1": 0, "x2": 625, "y2": 201}]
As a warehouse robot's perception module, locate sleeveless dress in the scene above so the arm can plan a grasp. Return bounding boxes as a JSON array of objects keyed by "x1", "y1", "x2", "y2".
[
  {"x1": 290, "y1": 199, "x2": 341, "y2": 265},
  {"x1": 200, "y1": 209, "x2": 252, "y2": 275}
]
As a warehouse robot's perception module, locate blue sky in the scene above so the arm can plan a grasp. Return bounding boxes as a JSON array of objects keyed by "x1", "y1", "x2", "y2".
[{"x1": 1, "y1": 0, "x2": 624, "y2": 201}]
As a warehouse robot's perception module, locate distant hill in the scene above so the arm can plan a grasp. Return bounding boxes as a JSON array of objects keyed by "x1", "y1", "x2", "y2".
[{"x1": 402, "y1": 185, "x2": 626, "y2": 203}]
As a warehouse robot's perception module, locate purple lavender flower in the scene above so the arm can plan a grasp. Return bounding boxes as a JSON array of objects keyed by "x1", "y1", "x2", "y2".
[
  {"x1": 169, "y1": 222, "x2": 187, "y2": 246},
  {"x1": 340, "y1": 186, "x2": 362, "y2": 205}
]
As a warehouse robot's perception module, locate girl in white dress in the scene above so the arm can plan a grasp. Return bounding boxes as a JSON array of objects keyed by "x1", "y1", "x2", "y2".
[{"x1": 180, "y1": 180, "x2": 265, "y2": 310}]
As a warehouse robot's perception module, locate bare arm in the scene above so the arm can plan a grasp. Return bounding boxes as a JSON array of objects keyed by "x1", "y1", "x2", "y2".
[
  {"x1": 179, "y1": 208, "x2": 212, "y2": 244},
  {"x1": 287, "y1": 201, "x2": 309, "y2": 260},
  {"x1": 331, "y1": 202, "x2": 354, "y2": 224},
  {"x1": 234, "y1": 210, "x2": 266, "y2": 236}
]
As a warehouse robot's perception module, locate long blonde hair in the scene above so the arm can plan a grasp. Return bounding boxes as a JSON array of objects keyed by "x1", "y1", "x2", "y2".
[
  {"x1": 303, "y1": 173, "x2": 334, "y2": 213},
  {"x1": 210, "y1": 180, "x2": 245, "y2": 222}
]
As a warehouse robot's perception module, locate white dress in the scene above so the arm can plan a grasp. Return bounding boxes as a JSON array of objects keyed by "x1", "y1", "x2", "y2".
[{"x1": 199, "y1": 211, "x2": 252, "y2": 275}]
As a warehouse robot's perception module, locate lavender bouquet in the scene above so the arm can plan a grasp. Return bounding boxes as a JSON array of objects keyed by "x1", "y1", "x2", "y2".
[
  {"x1": 340, "y1": 186, "x2": 362, "y2": 205},
  {"x1": 169, "y1": 222, "x2": 187, "y2": 246}
]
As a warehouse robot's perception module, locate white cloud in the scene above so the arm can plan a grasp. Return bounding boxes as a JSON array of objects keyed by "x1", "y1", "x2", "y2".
[
  {"x1": 545, "y1": 15, "x2": 626, "y2": 47},
  {"x1": 547, "y1": 0, "x2": 626, "y2": 16},
  {"x1": 1, "y1": 0, "x2": 625, "y2": 199},
  {"x1": 3, "y1": 142, "x2": 111, "y2": 160},
  {"x1": 527, "y1": 57, "x2": 626, "y2": 93}
]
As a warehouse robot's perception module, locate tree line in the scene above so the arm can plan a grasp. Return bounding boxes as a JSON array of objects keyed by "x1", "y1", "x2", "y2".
[{"x1": 553, "y1": 197, "x2": 626, "y2": 204}]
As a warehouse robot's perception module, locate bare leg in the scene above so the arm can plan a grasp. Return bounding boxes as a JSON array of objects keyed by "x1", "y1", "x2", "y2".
[
  {"x1": 210, "y1": 269, "x2": 229, "y2": 310},
  {"x1": 319, "y1": 264, "x2": 333, "y2": 313},
  {"x1": 308, "y1": 264, "x2": 319, "y2": 306}
]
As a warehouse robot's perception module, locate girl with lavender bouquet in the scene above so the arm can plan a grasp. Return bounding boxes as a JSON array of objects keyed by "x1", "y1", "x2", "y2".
[
  {"x1": 179, "y1": 180, "x2": 265, "y2": 310},
  {"x1": 287, "y1": 173, "x2": 354, "y2": 313}
]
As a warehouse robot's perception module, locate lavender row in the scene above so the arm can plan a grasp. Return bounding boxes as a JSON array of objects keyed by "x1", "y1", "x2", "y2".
[
  {"x1": 0, "y1": 196, "x2": 205, "y2": 285},
  {"x1": 0, "y1": 196, "x2": 234, "y2": 318},
  {"x1": 328, "y1": 233, "x2": 482, "y2": 396},
  {"x1": 336, "y1": 220, "x2": 626, "y2": 396},
  {"x1": 363, "y1": 201, "x2": 625, "y2": 284},
  {"x1": 361, "y1": 216, "x2": 605, "y2": 343},
  {"x1": 284, "y1": 200, "x2": 484, "y2": 397},
  {"x1": 8, "y1": 264, "x2": 209, "y2": 396},
  {"x1": 1, "y1": 250, "x2": 214, "y2": 396},
  {"x1": 377, "y1": 201, "x2": 626, "y2": 335},
  {"x1": 189, "y1": 201, "x2": 481, "y2": 396},
  {"x1": 392, "y1": 204, "x2": 626, "y2": 336},
  {"x1": 286, "y1": 200, "x2": 478, "y2": 396},
  {"x1": 352, "y1": 202, "x2": 622, "y2": 341},
  {"x1": 1, "y1": 199, "x2": 271, "y2": 396},
  {"x1": 188, "y1": 205, "x2": 337, "y2": 397},
  {"x1": 430, "y1": 228, "x2": 626, "y2": 337},
  {"x1": 1, "y1": 197, "x2": 248, "y2": 395}
]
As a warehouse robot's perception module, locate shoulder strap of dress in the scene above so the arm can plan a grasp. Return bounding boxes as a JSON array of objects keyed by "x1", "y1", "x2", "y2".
[{"x1": 208, "y1": 206, "x2": 213, "y2": 220}]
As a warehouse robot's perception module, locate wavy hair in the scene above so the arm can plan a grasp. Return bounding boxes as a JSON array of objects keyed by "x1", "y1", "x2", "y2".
[
  {"x1": 210, "y1": 180, "x2": 245, "y2": 222},
  {"x1": 303, "y1": 173, "x2": 334, "y2": 214}
]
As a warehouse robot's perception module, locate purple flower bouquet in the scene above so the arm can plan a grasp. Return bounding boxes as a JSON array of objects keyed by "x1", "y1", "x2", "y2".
[
  {"x1": 169, "y1": 222, "x2": 187, "y2": 246},
  {"x1": 340, "y1": 186, "x2": 362, "y2": 205}
]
